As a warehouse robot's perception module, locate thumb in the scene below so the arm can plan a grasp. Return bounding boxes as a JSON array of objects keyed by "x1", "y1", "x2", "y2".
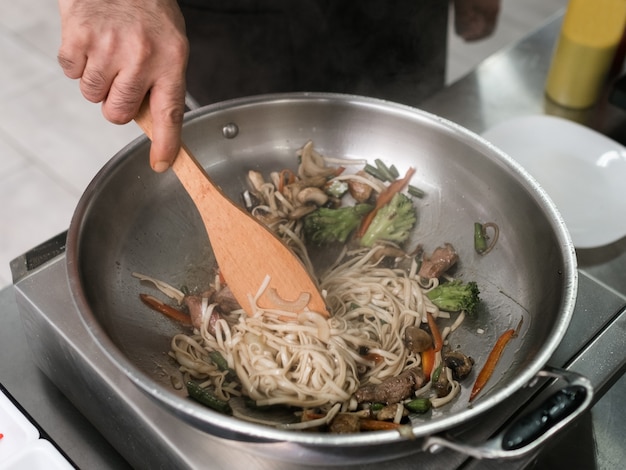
[{"x1": 147, "y1": 88, "x2": 186, "y2": 172}]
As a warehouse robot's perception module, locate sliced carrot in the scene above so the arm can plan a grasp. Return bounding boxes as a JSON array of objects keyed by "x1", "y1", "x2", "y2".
[
  {"x1": 421, "y1": 347, "x2": 436, "y2": 381},
  {"x1": 301, "y1": 410, "x2": 326, "y2": 421},
  {"x1": 277, "y1": 168, "x2": 296, "y2": 193},
  {"x1": 140, "y1": 294, "x2": 192, "y2": 326},
  {"x1": 333, "y1": 166, "x2": 346, "y2": 176},
  {"x1": 357, "y1": 167, "x2": 416, "y2": 238},
  {"x1": 359, "y1": 418, "x2": 401, "y2": 431},
  {"x1": 426, "y1": 312, "x2": 443, "y2": 353},
  {"x1": 469, "y1": 319, "x2": 523, "y2": 402}
]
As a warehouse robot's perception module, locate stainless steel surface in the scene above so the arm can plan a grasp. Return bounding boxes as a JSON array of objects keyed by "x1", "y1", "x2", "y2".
[
  {"x1": 65, "y1": 92, "x2": 577, "y2": 460},
  {"x1": 3, "y1": 11, "x2": 626, "y2": 470}
]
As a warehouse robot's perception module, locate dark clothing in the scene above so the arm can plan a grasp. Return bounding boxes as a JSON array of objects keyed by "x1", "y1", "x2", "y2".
[{"x1": 178, "y1": 1, "x2": 449, "y2": 107}]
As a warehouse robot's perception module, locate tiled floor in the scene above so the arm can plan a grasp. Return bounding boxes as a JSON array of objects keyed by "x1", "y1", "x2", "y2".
[{"x1": 0, "y1": 0, "x2": 566, "y2": 288}]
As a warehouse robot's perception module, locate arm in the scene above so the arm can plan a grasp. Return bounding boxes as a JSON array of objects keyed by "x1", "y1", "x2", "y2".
[
  {"x1": 57, "y1": 0, "x2": 189, "y2": 172},
  {"x1": 453, "y1": 0, "x2": 501, "y2": 41}
]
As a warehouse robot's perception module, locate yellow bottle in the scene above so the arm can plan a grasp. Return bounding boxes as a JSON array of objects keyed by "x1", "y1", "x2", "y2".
[{"x1": 545, "y1": 0, "x2": 626, "y2": 109}]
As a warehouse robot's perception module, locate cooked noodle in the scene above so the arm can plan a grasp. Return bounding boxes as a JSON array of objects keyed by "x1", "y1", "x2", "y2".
[{"x1": 169, "y1": 243, "x2": 454, "y2": 414}]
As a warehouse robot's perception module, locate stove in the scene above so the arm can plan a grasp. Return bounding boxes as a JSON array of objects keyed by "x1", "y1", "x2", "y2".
[{"x1": 9, "y1": 231, "x2": 626, "y2": 469}]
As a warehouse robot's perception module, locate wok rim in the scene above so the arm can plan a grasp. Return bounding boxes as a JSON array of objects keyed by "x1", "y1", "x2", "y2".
[{"x1": 66, "y1": 92, "x2": 578, "y2": 448}]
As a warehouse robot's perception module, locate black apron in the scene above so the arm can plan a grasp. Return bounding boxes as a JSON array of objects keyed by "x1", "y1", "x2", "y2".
[{"x1": 178, "y1": 0, "x2": 449, "y2": 107}]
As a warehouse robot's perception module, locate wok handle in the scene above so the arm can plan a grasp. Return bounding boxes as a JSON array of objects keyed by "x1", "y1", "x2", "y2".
[{"x1": 422, "y1": 366, "x2": 594, "y2": 460}]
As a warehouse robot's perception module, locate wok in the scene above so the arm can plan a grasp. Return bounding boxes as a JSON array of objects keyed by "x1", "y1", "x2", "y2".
[{"x1": 67, "y1": 93, "x2": 588, "y2": 464}]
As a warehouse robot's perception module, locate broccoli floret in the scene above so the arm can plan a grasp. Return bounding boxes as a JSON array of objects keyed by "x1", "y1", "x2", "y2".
[
  {"x1": 359, "y1": 193, "x2": 417, "y2": 247},
  {"x1": 325, "y1": 180, "x2": 349, "y2": 198},
  {"x1": 303, "y1": 204, "x2": 374, "y2": 245},
  {"x1": 426, "y1": 280, "x2": 480, "y2": 316}
]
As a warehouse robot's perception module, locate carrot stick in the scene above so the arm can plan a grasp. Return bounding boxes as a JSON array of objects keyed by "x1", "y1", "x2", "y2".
[
  {"x1": 333, "y1": 166, "x2": 346, "y2": 176},
  {"x1": 359, "y1": 419, "x2": 401, "y2": 431},
  {"x1": 469, "y1": 319, "x2": 523, "y2": 402},
  {"x1": 357, "y1": 167, "x2": 416, "y2": 238},
  {"x1": 422, "y1": 347, "x2": 436, "y2": 381},
  {"x1": 277, "y1": 168, "x2": 296, "y2": 193},
  {"x1": 426, "y1": 312, "x2": 443, "y2": 353},
  {"x1": 140, "y1": 294, "x2": 192, "y2": 325}
]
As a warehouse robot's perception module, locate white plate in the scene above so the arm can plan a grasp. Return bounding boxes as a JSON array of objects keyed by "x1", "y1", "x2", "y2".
[
  {"x1": 0, "y1": 389, "x2": 74, "y2": 470},
  {"x1": 482, "y1": 114, "x2": 626, "y2": 248}
]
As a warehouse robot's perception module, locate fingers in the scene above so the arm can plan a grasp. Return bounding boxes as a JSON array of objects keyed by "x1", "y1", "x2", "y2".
[
  {"x1": 102, "y1": 73, "x2": 148, "y2": 125},
  {"x1": 453, "y1": 0, "x2": 501, "y2": 41},
  {"x1": 58, "y1": 50, "x2": 86, "y2": 80},
  {"x1": 146, "y1": 87, "x2": 186, "y2": 172}
]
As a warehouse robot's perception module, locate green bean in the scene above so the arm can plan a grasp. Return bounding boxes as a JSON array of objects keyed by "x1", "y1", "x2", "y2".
[
  {"x1": 474, "y1": 222, "x2": 489, "y2": 254},
  {"x1": 405, "y1": 398, "x2": 432, "y2": 414},
  {"x1": 374, "y1": 159, "x2": 397, "y2": 182},
  {"x1": 209, "y1": 351, "x2": 237, "y2": 381},
  {"x1": 186, "y1": 381, "x2": 232, "y2": 414},
  {"x1": 408, "y1": 184, "x2": 425, "y2": 198}
]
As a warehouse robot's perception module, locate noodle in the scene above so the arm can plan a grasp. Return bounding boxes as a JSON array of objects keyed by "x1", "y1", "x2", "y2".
[{"x1": 169, "y1": 244, "x2": 440, "y2": 411}]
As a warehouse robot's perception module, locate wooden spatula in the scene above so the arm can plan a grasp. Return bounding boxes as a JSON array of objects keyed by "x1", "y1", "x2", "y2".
[{"x1": 134, "y1": 101, "x2": 328, "y2": 317}]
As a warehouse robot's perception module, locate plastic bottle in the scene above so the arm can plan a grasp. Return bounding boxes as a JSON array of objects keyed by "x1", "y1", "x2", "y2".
[{"x1": 545, "y1": 0, "x2": 626, "y2": 109}]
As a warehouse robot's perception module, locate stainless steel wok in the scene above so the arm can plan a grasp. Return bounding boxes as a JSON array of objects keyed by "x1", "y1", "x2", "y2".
[{"x1": 66, "y1": 93, "x2": 588, "y2": 463}]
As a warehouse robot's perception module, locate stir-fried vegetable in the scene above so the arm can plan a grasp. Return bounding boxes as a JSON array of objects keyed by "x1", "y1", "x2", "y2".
[
  {"x1": 186, "y1": 381, "x2": 232, "y2": 414},
  {"x1": 469, "y1": 318, "x2": 523, "y2": 402},
  {"x1": 359, "y1": 193, "x2": 417, "y2": 247},
  {"x1": 474, "y1": 221, "x2": 500, "y2": 255},
  {"x1": 325, "y1": 179, "x2": 349, "y2": 198},
  {"x1": 426, "y1": 280, "x2": 480, "y2": 316},
  {"x1": 139, "y1": 294, "x2": 192, "y2": 325},
  {"x1": 421, "y1": 348, "x2": 436, "y2": 381},
  {"x1": 357, "y1": 167, "x2": 416, "y2": 238},
  {"x1": 303, "y1": 204, "x2": 374, "y2": 244},
  {"x1": 405, "y1": 397, "x2": 432, "y2": 414},
  {"x1": 426, "y1": 311, "x2": 443, "y2": 352}
]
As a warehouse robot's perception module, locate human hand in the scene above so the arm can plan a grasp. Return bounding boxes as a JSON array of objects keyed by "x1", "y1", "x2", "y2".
[
  {"x1": 453, "y1": 0, "x2": 501, "y2": 42},
  {"x1": 57, "y1": 0, "x2": 189, "y2": 172}
]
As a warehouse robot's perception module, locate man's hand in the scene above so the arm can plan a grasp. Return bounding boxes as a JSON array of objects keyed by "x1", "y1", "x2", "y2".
[
  {"x1": 453, "y1": 0, "x2": 501, "y2": 42},
  {"x1": 57, "y1": 0, "x2": 189, "y2": 172}
]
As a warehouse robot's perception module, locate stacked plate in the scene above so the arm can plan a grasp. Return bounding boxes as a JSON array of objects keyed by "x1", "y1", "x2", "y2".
[{"x1": 0, "y1": 388, "x2": 74, "y2": 469}]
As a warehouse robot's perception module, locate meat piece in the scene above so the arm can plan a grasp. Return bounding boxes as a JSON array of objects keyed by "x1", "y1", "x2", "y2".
[
  {"x1": 355, "y1": 368, "x2": 425, "y2": 404},
  {"x1": 214, "y1": 285, "x2": 241, "y2": 314},
  {"x1": 329, "y1": 413, "x2": 361, "y2": 434},
  {"x1": 184, "y1": 293, "x2": 222, "y2": 335},
  {"x1": 418, "y1": 243, "x2": 459, "y2": 279},
  {"x1": 348, "y1": 171, "x2": 374, "y2": 202}
]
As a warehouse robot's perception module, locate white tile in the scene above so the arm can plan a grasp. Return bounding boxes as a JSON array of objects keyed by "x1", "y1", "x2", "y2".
[
  {"x1": 0, "y1": 0, "x2": 61, "y2": 67},
  {"x1": 0, "y1": 27, "x2": 58, "y2": 101},
  {"x1": 0, "y1": 132, "x2": 28, "y2": 180},
  {"x1": 0, "y1": 164, "x2": 78, "y2": 288},
  {"x1": 0, "y1": 75, "x2": 142, "y2": 196},
  {"x1": 0, "y1": 0, "x2": 60, "y2": 34}
]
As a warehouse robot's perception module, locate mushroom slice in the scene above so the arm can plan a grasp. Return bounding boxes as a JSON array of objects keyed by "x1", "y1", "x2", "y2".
[{"x1": 296, "y1": 187, "x2": 329, "y2": 206}]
